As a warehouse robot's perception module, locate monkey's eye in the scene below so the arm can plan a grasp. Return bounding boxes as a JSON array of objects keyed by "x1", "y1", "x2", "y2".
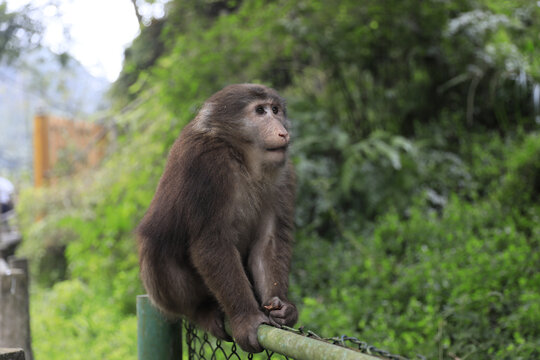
[
  {"x1": 272, "y1": 106, "x2": 279, "y2": 114},
  {"x1": 255, "y1": 105, "x2": 265, "y2": 115}
]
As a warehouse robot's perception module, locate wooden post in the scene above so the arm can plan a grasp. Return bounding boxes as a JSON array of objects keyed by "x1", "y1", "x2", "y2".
[
  {"x1": 137, "y1": 295, "x2": 182, "y2": 360},
  {"x1": 0, "y1": 258, "x2": 33, "y2": 360},
  {"x1": 33, "y1": 114, "x2": 49, "y2": 187}
]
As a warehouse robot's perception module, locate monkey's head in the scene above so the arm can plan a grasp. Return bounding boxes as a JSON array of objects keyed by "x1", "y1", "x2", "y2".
[{"x1": 195, "y1": 84, "x2": 291, "y2": 167}]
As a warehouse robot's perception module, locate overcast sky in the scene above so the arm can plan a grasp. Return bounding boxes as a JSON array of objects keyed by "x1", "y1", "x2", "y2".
[{"x1": 6, "y1": 0, "x2": 167, "y2": 82}]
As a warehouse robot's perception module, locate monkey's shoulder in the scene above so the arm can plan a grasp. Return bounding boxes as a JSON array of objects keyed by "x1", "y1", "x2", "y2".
[{"x1": 168, "y1": 130, "x2": 236, "y2": 172}]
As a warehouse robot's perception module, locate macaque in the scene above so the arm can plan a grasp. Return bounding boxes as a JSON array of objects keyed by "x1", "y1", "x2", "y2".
[{"x1": 137, "y1": 84, "x2": 297, "y2": 353}]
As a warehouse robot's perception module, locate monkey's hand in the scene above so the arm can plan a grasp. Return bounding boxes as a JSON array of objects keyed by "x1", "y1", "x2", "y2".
[
  {"x1": 263, "y1": 297, "x2": 298, "y2": 328},
  {"x1": 230, "y1": 311, "x2": 269, "y2": 353}
]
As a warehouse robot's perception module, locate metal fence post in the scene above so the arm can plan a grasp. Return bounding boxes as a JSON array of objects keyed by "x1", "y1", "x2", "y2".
[{"x1": 137, "y1": 295, "x2": 182, "y2": 360}]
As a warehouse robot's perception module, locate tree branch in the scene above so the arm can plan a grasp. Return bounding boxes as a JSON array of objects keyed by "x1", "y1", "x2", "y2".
[{"x1": 130, "y1": 0, "x2": 143, "y2": 28}]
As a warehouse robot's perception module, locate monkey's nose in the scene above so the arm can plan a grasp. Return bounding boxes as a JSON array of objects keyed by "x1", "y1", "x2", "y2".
[{"x1": 278, "y1": 131, "x2": 290, "y2": 143}]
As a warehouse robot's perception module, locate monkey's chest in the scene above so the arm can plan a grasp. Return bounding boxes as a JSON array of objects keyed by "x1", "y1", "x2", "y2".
[
  {"x1": 231, "y1": 188, "x2": 269, "y2": 256},
  {"x1": 232, "y1": 210, "x2": 260, "y2": 257}
]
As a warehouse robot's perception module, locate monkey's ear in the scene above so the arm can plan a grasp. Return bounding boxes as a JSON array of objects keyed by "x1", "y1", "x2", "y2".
[
  {"x1": 199, "y1": 103, "x2": 214, "y2": 119},
  {"x1": 193, "y1": 103, "x2": 214, "y2": 132}
]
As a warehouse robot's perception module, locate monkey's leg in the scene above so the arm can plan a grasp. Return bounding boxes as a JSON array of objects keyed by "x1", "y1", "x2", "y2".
[
  {"x1": 140, "y1": 256, "x2": 210, "y2": 317},
  {"x1": 143, "y1": 258, "x2": 230, "y2": 340}
]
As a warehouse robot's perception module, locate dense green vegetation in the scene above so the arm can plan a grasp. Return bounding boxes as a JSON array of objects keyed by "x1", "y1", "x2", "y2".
[{"x1": 17, "y1": 0, "x2": 539, "y2": 359}]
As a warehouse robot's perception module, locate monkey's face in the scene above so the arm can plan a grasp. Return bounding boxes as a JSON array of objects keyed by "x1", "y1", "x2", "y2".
[
  {"x1": 196, "y1": 84, "x2": 291, "y2": 167},
  {"x1": 244, "y1": 101, "x2": 290, "y2": 166}
]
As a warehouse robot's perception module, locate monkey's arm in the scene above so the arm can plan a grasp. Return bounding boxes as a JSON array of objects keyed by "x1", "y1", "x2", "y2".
[
  {"x1": 249, "y1": 169, "x2": 297, "y2": 327},
  {"x1": 248, "y1": 216, "x2": 297, "y2": 328},
  {"x1": 189, "y1": 231, "x2": 268, "y2": 353}
]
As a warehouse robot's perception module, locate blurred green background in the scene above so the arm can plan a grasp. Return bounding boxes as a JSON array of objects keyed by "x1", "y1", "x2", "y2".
[{"x1": 11, "y1": 0, "x2": 540, "y2": 359}]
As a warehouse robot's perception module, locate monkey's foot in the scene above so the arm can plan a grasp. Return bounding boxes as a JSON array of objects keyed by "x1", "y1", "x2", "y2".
[{"x1": 193, "y1": 302, "x2": 232, "y2": 342}]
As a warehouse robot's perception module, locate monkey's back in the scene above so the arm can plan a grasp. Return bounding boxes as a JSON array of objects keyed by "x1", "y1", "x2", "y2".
[{"x1": 137, "y1": 123, "x2": 235, "y2": 258}]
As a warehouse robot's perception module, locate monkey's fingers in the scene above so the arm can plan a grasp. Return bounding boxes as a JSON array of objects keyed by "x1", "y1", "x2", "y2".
[
  {"x1": 247, "y1": 329, "x2": 264, "y2": 353},
  {"x1": 267, "y1": 315, "x2": 284, "y2": 328},
  {"x1": 269, "y1": 304, "x2": 298, "y2": 327},
  {"x1": 263, "y1": 296, "x2": 284, "y2": 312},
  {"x1": 233, "y1": 332, "x2": 264, "y2": 353},
  {"x1": 270, "y1": 307, "x2": 289, "y2": 318},
  {"x1": 231, "y1": 313, "x2": 268, "y2": 353}
]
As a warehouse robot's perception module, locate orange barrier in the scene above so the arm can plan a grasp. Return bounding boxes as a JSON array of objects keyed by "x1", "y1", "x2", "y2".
[{"x1": 33, "y1": 114, "x2": 108, "y2": 187}]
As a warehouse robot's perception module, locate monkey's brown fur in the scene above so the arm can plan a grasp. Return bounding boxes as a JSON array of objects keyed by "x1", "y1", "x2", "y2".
[{"x1": 137, "y1": 84, "x2": 297, "y2": 353}]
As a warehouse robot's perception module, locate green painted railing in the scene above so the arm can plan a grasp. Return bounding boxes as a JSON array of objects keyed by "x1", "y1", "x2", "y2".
[
  {"x1": 137, "y1": 295, "x2": 182, "y2": 360},
  {"x1": 137, "y1": 294, "x2": 381, "y2": 360}
]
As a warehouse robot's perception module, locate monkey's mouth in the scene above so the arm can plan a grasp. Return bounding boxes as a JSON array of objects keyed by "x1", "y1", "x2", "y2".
[{"x1": 266, "y1": 145, "x2": 288, "y2": 152}]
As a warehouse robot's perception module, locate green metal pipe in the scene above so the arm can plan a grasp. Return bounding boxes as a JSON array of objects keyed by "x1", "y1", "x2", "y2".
[
  {"x1": 136, "y1": 295, "x2": 182, "y2": 360},
  {"x1": 257, "y1": 325, "x2": 380, "y2": 360}
]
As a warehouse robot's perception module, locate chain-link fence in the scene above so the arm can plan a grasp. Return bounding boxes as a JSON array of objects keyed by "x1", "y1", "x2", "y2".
[
  {"x1": 185, "y1": 322, "x2": 292, "y2": 360},
  {"x1": 185, "y1": 321, "x2": 418, "y2": 360},
  {"x1": 137, "y1": 295, "x2": 420, "y2": 360}
]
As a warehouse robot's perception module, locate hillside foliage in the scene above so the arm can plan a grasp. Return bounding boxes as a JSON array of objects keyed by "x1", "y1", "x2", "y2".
[{"x1": 17, "y1": 0, "x2": 540, "y2": 359}]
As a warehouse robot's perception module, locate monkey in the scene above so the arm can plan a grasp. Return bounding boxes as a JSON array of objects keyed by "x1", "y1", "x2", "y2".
[{"x1": 136, "y1": 84, "x2": 298, "y2": 353}]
